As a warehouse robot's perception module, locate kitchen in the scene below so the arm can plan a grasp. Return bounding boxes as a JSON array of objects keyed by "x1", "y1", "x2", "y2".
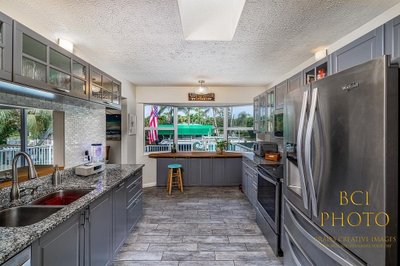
[{"x1": 0, "y1": 1, "x2": 399, "y2": 266}]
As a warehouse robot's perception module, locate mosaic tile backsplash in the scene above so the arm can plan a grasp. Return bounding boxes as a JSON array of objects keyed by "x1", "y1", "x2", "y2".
[{"x1": 0, "y1": 90, "x2": 106, "y2": 168}]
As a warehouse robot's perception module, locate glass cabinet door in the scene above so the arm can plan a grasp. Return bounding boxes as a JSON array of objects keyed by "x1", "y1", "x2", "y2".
[
  {"x1": 112, "y1": 82, "x2": 121, "y2": 105},
  {"x1": 70, "y1": 60, "x2": 88, "y2": 99},
  {"x1": 0, "y1": 12, "x2": 13, "y2": 81}
]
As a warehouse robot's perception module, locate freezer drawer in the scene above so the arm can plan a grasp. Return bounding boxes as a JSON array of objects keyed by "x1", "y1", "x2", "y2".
[{"x1": 284, "y1": 199, "x2": 366, "y2": 266}]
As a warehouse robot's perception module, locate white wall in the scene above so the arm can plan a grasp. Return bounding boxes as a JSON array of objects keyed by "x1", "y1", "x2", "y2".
[{"x1": 135, "y1": 86, "x2": 265, "y2": 186}]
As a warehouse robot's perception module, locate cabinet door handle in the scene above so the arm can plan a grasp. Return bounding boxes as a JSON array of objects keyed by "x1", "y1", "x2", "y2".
[{"x1": 55, "y1": 87, "x2": 71, "y2": 93}]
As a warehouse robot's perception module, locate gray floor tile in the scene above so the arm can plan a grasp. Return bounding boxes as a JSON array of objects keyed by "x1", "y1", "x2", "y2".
[
  {"x1": 112, "y1": 187, "x2": 282, "y2": 266},
  {"x1": 162, "y1": 251, "x2": 215, "y2": 261}
]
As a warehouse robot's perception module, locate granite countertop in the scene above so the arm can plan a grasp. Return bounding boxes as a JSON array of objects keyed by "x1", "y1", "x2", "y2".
[
  {"x1": 0, "y1": 164, "x2": 144, "y2": 264},
  {"x1": 148, "y1": 151, "x2": 243, "y2": 158},
  {"x1": 242, "y1": 152, "x2": 283, "y2": 166}
]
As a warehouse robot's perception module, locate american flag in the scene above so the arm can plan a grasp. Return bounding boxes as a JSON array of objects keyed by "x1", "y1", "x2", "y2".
[{"x1": 148, "y1": 105, "x2": 158, "y2": 144}]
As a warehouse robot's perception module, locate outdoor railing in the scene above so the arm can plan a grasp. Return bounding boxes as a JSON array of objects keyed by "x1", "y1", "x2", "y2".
[
  {"x1": 145, "y1": 142, "x2": 254, "y2": 153},
  {"x1": 0, "y1": 145, "x2": 54, "y2": 171}
]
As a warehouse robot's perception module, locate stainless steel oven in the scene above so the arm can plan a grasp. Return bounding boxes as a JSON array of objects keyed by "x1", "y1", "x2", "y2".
[{"x1": 256, "y1": 164, "x2": 283, "y2": 256}]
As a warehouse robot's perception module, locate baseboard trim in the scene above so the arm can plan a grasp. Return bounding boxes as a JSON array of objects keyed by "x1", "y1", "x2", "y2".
[{"x1": 143, "y1": 182, "x2": 156, "y2": 188}]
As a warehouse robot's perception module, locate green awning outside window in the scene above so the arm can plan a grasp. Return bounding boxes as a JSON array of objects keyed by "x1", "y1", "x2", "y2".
[{"x1": 157, "y1": 124, "x2": 214, "y2": 136}]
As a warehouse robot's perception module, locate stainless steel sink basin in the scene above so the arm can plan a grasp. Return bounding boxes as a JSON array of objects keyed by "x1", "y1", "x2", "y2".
[
  {"x1": 30, "y1": 189, "x2": 94, "y2": 206},
  {"x1": 0, "y1": 206, "x2": 62, "y2": 227}
]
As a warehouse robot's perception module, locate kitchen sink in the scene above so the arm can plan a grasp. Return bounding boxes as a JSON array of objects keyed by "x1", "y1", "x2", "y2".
[
  {"x1": 30, "y1": 189, "x2": 94, "y2": 206},
  {"x1": 0, "y1": 206, "x2": 62, "y2": 227}
]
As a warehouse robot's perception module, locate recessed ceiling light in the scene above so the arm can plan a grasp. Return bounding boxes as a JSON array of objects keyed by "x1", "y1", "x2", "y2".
[{"x1": 178, "y1": 0, "x2": 246, "y2": 41}]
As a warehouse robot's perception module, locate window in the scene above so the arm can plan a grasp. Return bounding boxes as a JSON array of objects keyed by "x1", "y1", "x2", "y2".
[
  {"x1": 144, "y1": 104, "x2": 255, "y2": 153},
  {"x1": 0, "y1": 105, "x2": 53, "y2": 172}
]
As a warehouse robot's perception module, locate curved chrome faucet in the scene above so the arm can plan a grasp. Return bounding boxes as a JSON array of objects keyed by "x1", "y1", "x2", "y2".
[{"x1": 10, "y1": 152, "x2": 38, "y2": 202}]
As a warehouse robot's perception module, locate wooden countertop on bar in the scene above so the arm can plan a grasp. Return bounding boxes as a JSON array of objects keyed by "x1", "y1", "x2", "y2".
[{"x1": 148, "y1": 151, "x2": 243, "y2": 158}]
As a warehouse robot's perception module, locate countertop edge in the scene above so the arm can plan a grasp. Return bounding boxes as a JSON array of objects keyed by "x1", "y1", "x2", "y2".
[{"x1": 0, "y1": 164, "x2": 144, "y2": 264}]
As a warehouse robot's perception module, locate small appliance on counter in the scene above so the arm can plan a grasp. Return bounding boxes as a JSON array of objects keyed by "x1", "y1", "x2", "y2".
[
  {"x1": 91, "y1": 143, "x2": 104, "y2": 162},
  {"x1": 253, "y1": 141, "x2": 278, "y2": 157},
  {"x1": 264, "y1": 152, "x2": 281, "y2": 162},
  {"x1": 75, "y1": 162, "x2": 105, "y2": 176}
]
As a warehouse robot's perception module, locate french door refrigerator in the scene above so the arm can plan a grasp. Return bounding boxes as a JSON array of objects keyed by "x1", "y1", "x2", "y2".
[{"x1": 283, "y1": 56, "x2": 398, "y2": 266}]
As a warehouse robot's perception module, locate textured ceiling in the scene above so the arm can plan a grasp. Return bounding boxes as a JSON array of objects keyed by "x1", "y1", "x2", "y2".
[{"x1": 0, "y1": 0, "x2": 398, "y2": 86}]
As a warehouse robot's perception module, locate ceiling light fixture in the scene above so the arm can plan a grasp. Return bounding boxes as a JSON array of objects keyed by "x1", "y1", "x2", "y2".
[
  {"x1": 314, "y1": 49, "x2": 327, "y2": 61},
  {"x1": 58, "y1": 38, "x2": 74, "y2": 53},
  {"x1": 195, "y1": 80, "x2": 209, "y2": 94}
]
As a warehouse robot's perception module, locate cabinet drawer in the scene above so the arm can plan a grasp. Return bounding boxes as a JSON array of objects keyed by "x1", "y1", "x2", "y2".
[
  {"x1": 127, "y1": 193, "x2": 143, "y2": 232},
  {"x1": 284, "y1": 200, "x2": 365, "y2": 266},
  {"x1": 127, "y1": 177, "x2": 142, "y2": 204}
]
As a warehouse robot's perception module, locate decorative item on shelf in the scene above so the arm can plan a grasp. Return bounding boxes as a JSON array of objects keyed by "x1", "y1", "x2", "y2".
[
  {"x1": 171, "y1": 143, "x2": 177, "y2": 153},
  {"x1": 188, "y1": 80, "x2": 215, "y2": 101},
  {"x1": 216, "y1": 140, "x2": 228, "y2": 154},
  {"x1": 265, "y1": 152, "x2": 281, "y2": 162},
  {"x1": 317, "y1": 67, "x2": 327, "y2": 80},
  {"x1": 306, "y1": 73, "x2": 315, "y2": 84}
]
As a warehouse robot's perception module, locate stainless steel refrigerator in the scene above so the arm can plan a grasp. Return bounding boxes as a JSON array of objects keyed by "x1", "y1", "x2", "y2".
[{"x1": 283, "y1": 56, "x2": 398, "y2": 266}]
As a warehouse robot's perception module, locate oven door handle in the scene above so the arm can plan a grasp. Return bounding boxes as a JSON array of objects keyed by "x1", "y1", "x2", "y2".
[{"x1": 257, "y1": 169, "x2": 278, "y2": 185}]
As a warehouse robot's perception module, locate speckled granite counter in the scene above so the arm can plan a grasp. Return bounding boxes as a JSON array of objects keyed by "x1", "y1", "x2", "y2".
[
  {"x1": 242, "y1": 152, "x2": 283, "y2": 166},
  {"x1": 0, "y1": 164, "x2": 144, "y2": 264}
]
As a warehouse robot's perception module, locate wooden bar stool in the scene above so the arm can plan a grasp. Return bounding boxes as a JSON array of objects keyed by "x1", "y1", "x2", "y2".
[{"x1": 167, "y1": 164, "x2": 183, "y2": 195}]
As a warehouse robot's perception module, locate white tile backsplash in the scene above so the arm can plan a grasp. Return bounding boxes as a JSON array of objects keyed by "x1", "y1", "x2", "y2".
[{"x1": 0, "y1": 91, "x2": 106, "y2": 168}]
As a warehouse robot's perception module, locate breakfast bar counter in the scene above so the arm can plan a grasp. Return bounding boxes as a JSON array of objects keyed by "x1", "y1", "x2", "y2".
[
  {"x1": 150, "y1": 152, "x2": 243, "y2": 186},
  {"x1": 148, "y1": 151, "x2": 243, "y2": 158}
]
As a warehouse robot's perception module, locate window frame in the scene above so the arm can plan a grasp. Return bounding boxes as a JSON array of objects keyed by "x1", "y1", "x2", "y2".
[
  {"x1": 0, "y1": 105, "x2": 54, "y2": 172},
  {"x1": 143, "y1": 104, "x2": 254, "y2": 154}
]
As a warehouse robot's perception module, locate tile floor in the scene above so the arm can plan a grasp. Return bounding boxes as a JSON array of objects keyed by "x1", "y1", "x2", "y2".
[{"x1": 112, "y1": 187, "x2": 283, "y2": 266}]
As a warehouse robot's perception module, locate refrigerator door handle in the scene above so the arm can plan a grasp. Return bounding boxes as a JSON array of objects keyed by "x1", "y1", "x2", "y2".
[
  {"x1": 296, "y1": 90, "x2": 309, "y2": 210},
  {"x1": 305, "y1": 88, "x2": 318, "y2": 217}
]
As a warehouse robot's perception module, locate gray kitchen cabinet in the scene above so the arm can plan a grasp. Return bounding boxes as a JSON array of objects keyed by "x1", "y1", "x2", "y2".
[
  {"x1": 275, "y1": 81, "x2": 287, "y2": 110},
  {"x1": 113, "y1": 181, "x2": 127, "y2": 254},
  {"x1": 331, "y1": 25, "x2": 384, "y2": 74},
  {"x1": 242, "y1": 157, "x2": 258, "y2": 207},
  {"x1": 13, "y1": 21, "x2": 90, "y2": 100},
  {"x1": 0, "y1": 12, "x2": 12, "y2": 81},
  {"x1": 188, "y1": 158, "x2": 213, "y2": 186},
  {"x1": 212, "y1": 158, "x2": 225, "y2": 186},
  {"x1": 287, "y1": 72, "x2": 302, "y2": 93},
  {"x1": 200, "y1": 158, "x2": 213, "y2": 186},
  {"x1": 89, "y1": 65, "x2": 121, "y2": 108},
  {"x1": 127, "y1": 192, "x2": 143, "y2": 232},
  {"x1": 224, "y1": 158, "x2": 242, "y2": 186},
  {"x1": 253, "y1": 95, "x2": 261, "y2": 133},
  {"x1": 157, "y1": 158, "x2": 188, "y2": 186},
  {"x1": 385, "y1": 15, "x2": 400, "y2": 63},
  {"x1": 188, "y1": 159, "x2": 202, "y2": 186},
  {"x1": 31, "y1": 212, "x2": 83, "y2": 266},
  {"x1": 88, "y1": 191, "x2": 112, "y2": 266}
]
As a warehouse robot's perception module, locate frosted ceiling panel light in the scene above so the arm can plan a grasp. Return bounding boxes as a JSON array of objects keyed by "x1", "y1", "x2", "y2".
[
  {"x1": 58, "y1": 38, "x2": 74, "y2": 53},
  {"x1": 178, "y1": 0, "x2": 246, "y2": 41}
]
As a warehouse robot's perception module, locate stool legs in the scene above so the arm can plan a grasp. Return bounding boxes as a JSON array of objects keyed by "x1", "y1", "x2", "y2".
[
  {"x1": 168, "y1": 168, "x2": 173, "y2": 195},
  {"x1": 178, "y1": 168, "x2": 183, "y2": 192},
  {"x1": 166, "y1": 168, "x2": 184, "y2": 195}
]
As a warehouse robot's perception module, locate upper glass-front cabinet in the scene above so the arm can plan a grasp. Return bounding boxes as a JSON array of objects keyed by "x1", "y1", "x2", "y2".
[
  {"x1": 13, "y1": 21, "x2": 89, "y2": 100},
  {"x1": 0, "y1": 12, "x2": 12, "y2": 81},
  {"x1": 89, "y1": 65, "x2": 121, "y2": 108}
]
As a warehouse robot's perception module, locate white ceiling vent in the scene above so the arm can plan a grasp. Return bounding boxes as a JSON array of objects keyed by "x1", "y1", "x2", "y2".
[{"x1": 178, "y1": 0, "x2": 246, "y2": 41}]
